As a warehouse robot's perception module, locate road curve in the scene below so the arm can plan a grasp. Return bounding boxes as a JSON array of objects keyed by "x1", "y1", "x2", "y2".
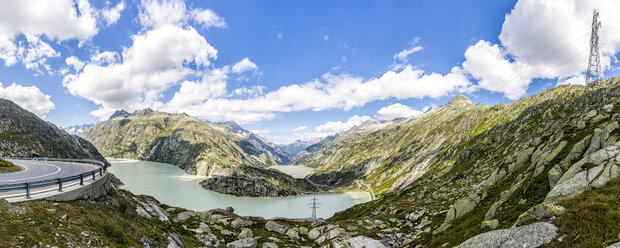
[{"x1": 0, "y1": 159, "x2": 99, "y2": 185}]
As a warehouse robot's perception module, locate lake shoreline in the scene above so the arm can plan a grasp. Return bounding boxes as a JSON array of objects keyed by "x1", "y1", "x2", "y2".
[{"x1": 107, "y1": 158, "x2": 372, "y2": 219}]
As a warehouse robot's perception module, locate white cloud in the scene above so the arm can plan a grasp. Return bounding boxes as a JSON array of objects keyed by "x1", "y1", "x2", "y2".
[
  {"x1": 138, "y1": 0, "x2": 188, "y2": 28},
  {"x1": 232, "y1": 58, "x2": 258, "y2": 73},
  {"x1": 315, "y1": 115, "x2": 371, "y2": 135},
  {"x1": 139, "y1": 0, "x2": 226, "y2": 30},
  {"x1": 0, "y1": 82, "x2": 55, "y2": 118},
  {"x1": 66, "y1": 56, "x2": 84, "y2": 71},
  {"x1": 161, "y1": 64, "x2": 470, "y2": 124},
  {"x1": 461, "y1": 0, "x2": 620, "y2": 99},
  {"x1": 376, "y1": 103, "x2": 422, "y2": 120},
  {"x1": 462, "y1": 40, "x2": 533, "y2": 99},
  {"x1": 100, "y1": 1, "x2": 125, "y2": 26},
  {"x1": 191, "y1": 8, "x2": 227, "y2": 29},
  {"x1": 293, "y1": 126, "x2": 307, "y2": 132},
  {"x1": 90, "y1": 51, "x2": 119, "y2": 65},
  {"x1": 394, "y1": 45, "x2": 423, "y2": 61},
  {"x1": 63, "y1": 24, "x2": 218, "y2": 119},
  {"x1": 0, "y1": 0, "x2": 117, "y2": 71},
  {"x1": 18, "y1": 34, "x2": 60, "y2": 71}
]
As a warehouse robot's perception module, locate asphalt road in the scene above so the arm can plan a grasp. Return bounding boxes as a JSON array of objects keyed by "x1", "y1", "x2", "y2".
[{"x1": 0, "y1": 159, "x2": 99, "y2": 185}]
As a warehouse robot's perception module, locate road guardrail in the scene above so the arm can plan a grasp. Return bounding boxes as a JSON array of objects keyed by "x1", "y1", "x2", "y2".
[{"x1": 0, "y1": 157, "x2": 108, "y2": 199}]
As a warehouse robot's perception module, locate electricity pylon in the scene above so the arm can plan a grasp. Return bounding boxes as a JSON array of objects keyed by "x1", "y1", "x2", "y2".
[
  {"x1": 309, "y1": 196, "x2": 320, "y2": 218},
  {"x1": 586, "y1": 10, "x2": 602, "y2": 84}
]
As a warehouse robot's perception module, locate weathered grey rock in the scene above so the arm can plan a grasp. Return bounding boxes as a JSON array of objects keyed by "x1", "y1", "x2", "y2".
[
  {"x1": 456, "y1": 222, "x2": 558, "y2": 248},
  {"x1": 509, "y1": 147, "x2": 535, "y2": 173},
  {"x1": 231, "y1": 218, "x2": 254, "y2": 229},
  {"x1": 513, "y1": 203, "x2": 565, "y2": 227},
  {"x1": 226, "y1": 238, "x2": 257, "y2": 248},
  {"x1": 340, "y1": 236, "x2": 387, "y2": 248},
  {"x1": 195, "y1": 222, "x2": 211, "y2": 234},
  {"x1": 546, "y1": 141, "x2": 620, "y2": 202},
  {"x1": 480, "y1": 219, "x2": 499, "y2": 230},
  {"x1": 136, "y1": 206, "x2": 152, "y2": 219},
  {"x1": 548, "y1": 165, "x2": 563, "y2": 189},
  {"x1": 607, "y1": 241, "x2": 620, "y2": 248},
  {"x1": 238, "y1": 228, "x2": 253, "y2": 239},
  {"x1": 444, "y1": 194, "x2": 480, "y2": 223},
  {"x1": 286, "y1": 228, "x2": 300, "y2": 239},
  {"x1": 261, "y1": 243, "x2": 278, "y2": 248},
  {"x1": 221, "y1": 229, "x2": 233, "y2": 236},
  {"x1": 166, "y1": 232, "x2": 184, "y2": 248},
  {"x1": 308, "y1": 227, "x2": 322, "y2": 240},
  {"x1": 173, "y1": 211, "x2": 195, "y2": 223},
  {"x1": 265, "y1": 220, "x2": 287, "y2": 234}
]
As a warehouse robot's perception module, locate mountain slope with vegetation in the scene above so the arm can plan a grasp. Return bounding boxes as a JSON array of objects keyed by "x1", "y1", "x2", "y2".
[
  {"x1": 324, "y1": 77, "x2": 620, "y2": 247},
  {"x1": 81, "y1": 109, "x2": 315, "y2": 196},
  {"x1": 83, "y1": 110, "x2": 285, "y2": 176},
  {"x1": 0, "y1": 98, "x2": 106, "y2": 163}
]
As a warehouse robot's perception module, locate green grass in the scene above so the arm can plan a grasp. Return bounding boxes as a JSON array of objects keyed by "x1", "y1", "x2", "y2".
[
  {"x1": 542, "y1": 176, "x2": 620, "y2": 247},
  {"x1": 0, "y1": 159, "x2": 21, "y2": 173}
]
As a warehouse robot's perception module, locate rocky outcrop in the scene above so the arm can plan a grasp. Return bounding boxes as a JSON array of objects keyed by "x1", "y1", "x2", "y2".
[
  {"x1": 456, "y1": 222, "x2": 558, "y2": 248},
  {"x1": 545, "y1": 140, "x2": 620, "y2": 203},
  {"x1": 0, "y1": 98, "x2": 107, "y2": 163},
  {"x1": 200, "y1": 176, "x2": 304, "y2": 197}
]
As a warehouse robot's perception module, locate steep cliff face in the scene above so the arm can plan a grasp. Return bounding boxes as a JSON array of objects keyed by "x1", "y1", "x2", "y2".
[
  {"x1": 324, "y1": 78, "x2": 620, "y2": 247},
  {"x1": 0, "y1": 98, "x2": 106, "y2": 163},
  {"x1": 82, "y1": 110, "x2": 285, "y2": 177}
]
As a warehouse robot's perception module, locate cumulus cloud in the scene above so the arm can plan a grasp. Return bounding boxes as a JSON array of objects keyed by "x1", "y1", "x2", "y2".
[
  {"x1": 232, "y1": 58, "x2": 258, "y2": 73},
  {"x1": 191, "y1": 8, "x2": 227, "y2": 29},
  {"x1": 376, "y1": 103, "x2": 422, "y2": 120},
  {"x1": 63, "y1": 24, "x2": 217, "y2": 119},
  {"x1": 162, "y1": 65, "x2": 470, "y2": 123},
  {"x1": 90, "y1": 51, "x2": 119, "y2": 66},
  {"x1": 315, "y1": 115, "x2": 371, "y2": 135},
  {"x1": 139, "y1": 0, "x2": 226, "y2": 30},
  {"x1": 100, "y1": 1, "x2": 126, "y2": 26},
  {"x1": 0, "y1": 0, "x2": 100, "y2": 69},
  {"x1": 461, "y1": 0, "x2": 620, "y2": 99},
  {"x1": 0, "y1": 82, "x2": 55, "y2": 118},
  {"x1": 66, "y1": 56, "x2": 84, "y2": 71}
]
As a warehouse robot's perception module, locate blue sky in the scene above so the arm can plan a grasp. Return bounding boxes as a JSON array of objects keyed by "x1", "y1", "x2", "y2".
[{"x1": 0, "y1": 0, "x2": 619, "y2": 144}]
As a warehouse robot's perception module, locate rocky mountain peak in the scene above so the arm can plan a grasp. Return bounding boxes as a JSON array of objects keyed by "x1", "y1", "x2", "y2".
[
  {"x1": 447, "y1": 94, "x2": 472, "y2": 106},
  {"x1": 109, "y1": 110, "x2": 131, "y2": 120},
  {"x1": 133, "y1": 108, "x2": 154, "y2": 116}
]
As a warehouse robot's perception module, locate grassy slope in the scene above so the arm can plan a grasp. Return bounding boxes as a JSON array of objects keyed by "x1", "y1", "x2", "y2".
[
  {"x1": 0, "y1": 190, "x2": 176, "y2": 247},
  {"x1": 0, "y1": 159, "x2": 21, "y2": 173},
  {"x1": 328, "y1": 77, "x2": 620, "y2": 247},
  {"x1": 543, "y1": 176, "x2": 620, "y2": 247}
]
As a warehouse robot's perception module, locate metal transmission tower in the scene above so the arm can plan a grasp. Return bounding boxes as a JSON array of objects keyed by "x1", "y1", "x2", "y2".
[
  {"x1": 309, "y1": 196, "x2": 321, "y2": 218},
  {"x1": 586, "y1": 10, "x2": 602, "y2": 84}
]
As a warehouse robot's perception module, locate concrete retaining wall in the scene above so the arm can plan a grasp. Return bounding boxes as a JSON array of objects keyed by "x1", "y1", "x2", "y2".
[{"x1": 42, "y1": 174, "x2": 112, "y2": 201}]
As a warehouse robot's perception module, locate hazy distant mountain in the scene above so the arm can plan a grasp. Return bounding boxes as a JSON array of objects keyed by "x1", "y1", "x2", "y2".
[
  {"x1": 63, "y1": 123, "x2": 95, "y2": 136},
  {"x1": 279, "y1": 139, "x2": 317, "y2": 158},
  {"x1": 218, "y1": 121, "x2": 292, "y2": 164}
]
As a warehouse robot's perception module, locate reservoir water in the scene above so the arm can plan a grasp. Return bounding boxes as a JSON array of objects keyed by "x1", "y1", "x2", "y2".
[
  {"x1": 269, "y1": 165, "x2": 314, "y2": 178},
  {"x1": 108, "y1": 158, "x2": 371, "y2": 219}
]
